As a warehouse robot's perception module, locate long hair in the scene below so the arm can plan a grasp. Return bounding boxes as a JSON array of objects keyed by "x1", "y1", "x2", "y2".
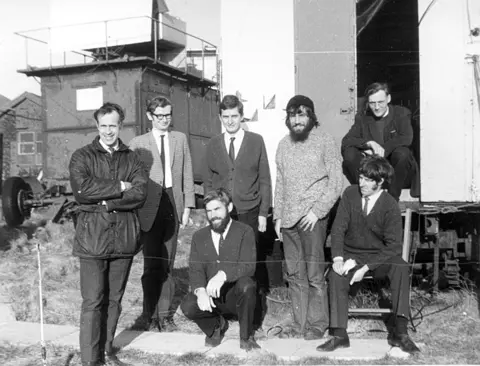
[{"x1": 358, "y1": 155, "x2": 394, "y2": 189}]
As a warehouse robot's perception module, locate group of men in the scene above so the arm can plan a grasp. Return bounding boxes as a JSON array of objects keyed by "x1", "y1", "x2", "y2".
[{"x1": 69, "y1": 82, "x2": 419, "y2": 366}]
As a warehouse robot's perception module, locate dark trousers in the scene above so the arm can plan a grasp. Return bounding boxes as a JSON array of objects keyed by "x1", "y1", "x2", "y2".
[
  {"x1": 328, "y1": 255, "x2": 410, "y2": 330},
  {"x1": 282, "y1": 218, "x2": 329, "y2": 333},
  {"x1": 343, "y1": 146, "x2": 415, "y2": 201},
  {"x1": 141, "y1": 188, "x2": 179, "y2": 320},
  {"x1": 79, "y1": 257, "x2": 133, "y2": 364},
  {"x1": 181, "y1": 276, "x2": 257, "y2": 340},
  {"x1": 231, "y1": 206, "x2": 268, "y2": 328}
]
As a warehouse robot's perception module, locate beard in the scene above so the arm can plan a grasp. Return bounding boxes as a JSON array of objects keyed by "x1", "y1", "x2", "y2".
[
  {"x1": 288, "y1": 119, "x2": 315, "y2": 142},
  {"x1": 208, "y1": 215, "x2": 231, "y2": 234}
]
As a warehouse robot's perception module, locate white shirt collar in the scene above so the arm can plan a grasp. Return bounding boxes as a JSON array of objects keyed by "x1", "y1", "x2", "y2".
[
  {"x1": 225, "y1": 128, "x2": 244, "y2": 140},
  {"x1": 99, "y1": 138, "x2": 119, "y2": 152},
  {"x1": 153, "y1": 128, "x2": 169, "y2": 137},
  {"x1": 362, "y1": 189, "x2": 384, "y2": 214}
]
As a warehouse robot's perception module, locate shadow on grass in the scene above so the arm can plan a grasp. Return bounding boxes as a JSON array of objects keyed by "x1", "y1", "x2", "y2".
[{"x1": 0, "y1": 219, "x2": 47, "y2": 252}]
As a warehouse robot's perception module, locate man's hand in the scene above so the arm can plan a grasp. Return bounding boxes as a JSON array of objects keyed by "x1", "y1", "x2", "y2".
[
  {"x1": 180, "y1": 208, "x2": 191, "y2": 229},
  {"x1": 275, "y1": 219, "x2": 283, "y2": 242},
  {"x1": 299, "y1": 210, "x2": 318, "y2": 231},
  {"x1": 121, "y1": 181, "x2": 133, "y2": 192},
  {"x1": 196, "y1": 288, "x2": 216, "y2": 312},
  {"x1": 332, "y1": 258, "x2": 345, "y2": 275},
  {"x1": 366, "y1": 141, "x2": 385, "y2": 157},
  {"x1": 258, "y1": 215, "x2": 267, "y2": 233},
  {"x1": 206, "y1": 271, "x2": 226, "y2": 298},
  {"x1": 350, "y1": 265, "x2": 369, "y2": 285}
]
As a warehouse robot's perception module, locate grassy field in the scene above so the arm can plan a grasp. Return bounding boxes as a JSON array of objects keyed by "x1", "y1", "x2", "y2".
[{"x1": 1, "y1": 211, "x2": 480, "y2": 365}]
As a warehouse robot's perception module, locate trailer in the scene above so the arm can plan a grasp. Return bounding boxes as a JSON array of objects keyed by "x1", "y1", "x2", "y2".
[
  {"x1": 1, "y1": 6, "x2": 220, "y2": 227},
  {"x1": 221, "y1": 0, "x2": 480, "y2": 288}
]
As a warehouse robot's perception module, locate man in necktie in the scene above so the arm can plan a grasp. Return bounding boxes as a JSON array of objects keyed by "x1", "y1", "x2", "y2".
[
  {"x1": 181, "y1": 188, "x2": 260, "y2": 351},
  {"x1": 204, "y1": 94, "x2": 272, "y2": 329},
  {"x1": 341, "y1": 82, "x2": 419, "y2": 201},
  {"x1": 317, "y1": 155, "x2": 420, "y2": 355},
  {"x1": 129, "y1": 96, "x2": 195, "y2": 332}
]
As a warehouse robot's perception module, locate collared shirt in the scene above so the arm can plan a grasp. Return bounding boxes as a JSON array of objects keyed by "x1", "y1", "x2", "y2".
[
  {"x1": 152, "y1": 129, "x2": 172, "y2": 188},
  {"x1": 223, "y1": 128, "x2": 245, "y2": 160},
  {"x1": 99, "y1": 139, "x2": 119, "y2": 153},
  {"x1": 361, "y1": 189, "x2": 384, "y2": 216},
  {"x1": 210, "y1": 218, "x2": 232, "y2": 255}
]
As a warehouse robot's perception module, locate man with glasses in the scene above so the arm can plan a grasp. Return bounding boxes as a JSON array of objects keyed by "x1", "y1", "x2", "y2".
[
  {"x1": 274, "y1": 95, "x2": 343, "y2": 340},
  {"x1": 341, "y1": 82, "x2": 417, "y2": 201},
  {"x1": 129, "y1": 96, "x2": 195, "y2": 332}
]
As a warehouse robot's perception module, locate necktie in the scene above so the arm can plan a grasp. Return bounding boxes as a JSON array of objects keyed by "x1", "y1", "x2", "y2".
[
  {"x1": 229, "y1": 137, "x2": 235, "y2": 162},
  {"x1": 108, "y1": 147, "x2": 115, "y2": 155},
  {"x1": 363, "y1": 197, "x2": 370, "y2": 216},
  {"x1": 218, "y1": 235, "x2": 224, "y2": 254},
  {"x1": 160, "y1": 135, "x2": 166, "y2": 186}
]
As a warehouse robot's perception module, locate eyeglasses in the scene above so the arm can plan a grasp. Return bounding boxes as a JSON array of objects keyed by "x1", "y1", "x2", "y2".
[
  {"x1": 368, "y1": 100, "x2": 387, "y2": 108},
  {"x1": 151, "y1": 112, "x2": 172, "y2": 120}
]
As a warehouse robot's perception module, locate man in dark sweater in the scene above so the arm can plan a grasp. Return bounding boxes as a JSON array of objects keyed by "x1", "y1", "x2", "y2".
[
  {"x1": 204, "y1": 94, "x2": 272, "y2": 326},
  {"x1": 341, "y1": 82, "x2": 418, "y2": 201},
  {"x1": 316, "y1": 155, "x2": 420, "y2": 354},
  {"x1": 180, "y1": 188, "x2": 260, "y2": 351}
]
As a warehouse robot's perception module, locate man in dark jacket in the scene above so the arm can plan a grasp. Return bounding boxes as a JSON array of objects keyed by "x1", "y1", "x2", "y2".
[
  {"x1": 341, "y1": 82, "x2": 417, "y2": 201},
  {"x1": 69, "y1": 102, "x2": 147, "y2": 366},
  {"x1": 180, "y1": 188, "x2": 260, "y2": 351},
  {"x1": 316, "y1": 155, "x2": 420, "y2": 355}
]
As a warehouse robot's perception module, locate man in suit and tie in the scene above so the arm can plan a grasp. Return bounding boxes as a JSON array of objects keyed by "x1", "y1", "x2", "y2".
[
  {"x1": 316, "y1": 155, "x2": 420, "y2": 354},
  {"x1": 181, "y1": 188, "x2": 260, "y2": 351},
  {"x1": 129, "y1": 96, "x2": 195, "y2": 332},
  {"x1": 204, "y1": 94, "x2": 271, "y2": 311},
  {"x1": 341, "y1": 82, "x2": 418, "y2": 201}
]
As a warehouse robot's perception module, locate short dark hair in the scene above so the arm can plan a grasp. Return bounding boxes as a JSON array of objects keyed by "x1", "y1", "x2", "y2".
[
  {"x1": 364, "y1": 82, "x2": 390, "y2": 99},
  {"x1": 358, "y1": 155, "x2": 394, "y2": 189},
  {"x1": 146, "y1": 96, "x2": 173, "y2": 114},
  {"x1": 203, "y1": 188, "x2": 232, "y2": 207},
  {"x1": 93, "y1": 102, "x2": 125, "y2": 124},
  {"x1": 219, "y1": 95, "x2": 244, "y2": 116}
]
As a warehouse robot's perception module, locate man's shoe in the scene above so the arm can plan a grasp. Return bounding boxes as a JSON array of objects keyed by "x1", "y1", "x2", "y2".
[
  {"x1": 159, "y1": 317, "x2": 179, "y2": 332},
  {"x1": 130, "y1": 314, "x2": 151, "y2": 331},
  {"x1": 205, "y1": 315, "x2": 228, "y2": 347},
  {"x1": 304, "y1": 328, "x2": 326, "y2": 341},
  {"x1": 240, "y1": 336, "x2": 261, "y2": 351},
  {"x1": 105, "y1": 353, "x2": 131, "y2": 366},
  {"x1": 316, "y1": 336, "x2": 350, "y2": 352},
  {"x1": 388, "y1": 334, "x2": 420, "y2": 354},
  {"x1": 147, "y1": 319, "x2": 160, "y2": 332}
]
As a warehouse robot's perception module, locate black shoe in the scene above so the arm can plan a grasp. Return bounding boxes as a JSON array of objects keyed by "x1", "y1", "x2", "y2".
[
  {"x1": 316, "y1": 336, "x2": 350, "y2": 352},
  {"x1": 240, "y1": 336, "x2": 261, "y2": 351},
  {"x1": 104, "y1": 353, "x2": 131, "y2": 366},
  {"x1": 159, "y1": 317, "x2": 179, "y2": 332},
  {"x1": 304, "y1": 328, "x2": 326, "y2": 341},
  {"x1": 388, "y1": 333, "x2": 420, "y2": 354},
  {"x1": 205, "y1": 315, "x2": 228, "y2": 347},
  {"x1": 130, "y1": 314, "x2": 152, "y2": 332}
]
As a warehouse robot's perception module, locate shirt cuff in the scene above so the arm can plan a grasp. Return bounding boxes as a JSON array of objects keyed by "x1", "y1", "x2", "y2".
[
  {"x1": 120, "y1": 181, "x2": 126, "y2": 192},
  {"x1": 194, "y1": 287, "x2": 206, "y2": 296},
  {"x1": 333, "y1": 256, "x2": 343, "y2": 262}
]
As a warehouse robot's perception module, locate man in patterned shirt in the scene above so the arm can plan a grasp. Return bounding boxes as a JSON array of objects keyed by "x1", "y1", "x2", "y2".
[{"x1": 274, "y1": 95, "x2": 343, "y2": 340}]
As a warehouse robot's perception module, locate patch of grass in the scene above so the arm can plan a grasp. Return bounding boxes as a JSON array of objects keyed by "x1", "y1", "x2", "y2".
[{"x1": 1, "y1": 212, "x2": 480, "y2": 364}]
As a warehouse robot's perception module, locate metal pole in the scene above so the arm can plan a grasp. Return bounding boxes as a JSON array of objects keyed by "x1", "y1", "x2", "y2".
[
  {"x1": 48, "y1": 28, "x2": 52, "y2": 67},
  {"x1": 36, "y1": 242, "x2": 47, "y2": 366},
  {"x1": 201, "y1": 41, "x2": 205, "y2": 80},
  {"x1": 105, "y1": 21, "x2": 109, "y2": 62},
  {"x1": 24, "y1": 37, "x2": 29, "y2": 68},
  {"x1": 153, "y1": 18, "x2": 158, "y2": 63}
]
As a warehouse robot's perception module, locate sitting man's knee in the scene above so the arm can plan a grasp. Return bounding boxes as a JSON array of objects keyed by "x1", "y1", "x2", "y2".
[
  {"x1": 342, "y1": 146, "x2": 362, "y2": 162},
  {"x1": 389, "y1": 147, "x2": 411, "y2": 163},
  {"x1": 236, "y1": 276, "x2": 257, "y2": 294}
]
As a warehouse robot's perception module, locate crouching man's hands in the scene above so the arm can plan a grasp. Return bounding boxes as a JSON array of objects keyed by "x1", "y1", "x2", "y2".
[
  {"x1": 206, "y1": 271, "x2": 226, "y2": 298},
  {"x1": 195, "y1": 288, "x2": 216, "y2": 312}
]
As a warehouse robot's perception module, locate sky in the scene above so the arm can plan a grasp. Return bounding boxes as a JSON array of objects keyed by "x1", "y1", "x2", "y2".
[{"x1": 0, "y1": 0, "x2": 220, "y2": 100}]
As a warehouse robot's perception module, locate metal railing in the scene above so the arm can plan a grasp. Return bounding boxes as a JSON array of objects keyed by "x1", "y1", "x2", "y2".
[{"x1": 14, "y1": 15, "x2": 218, "y2": 83}]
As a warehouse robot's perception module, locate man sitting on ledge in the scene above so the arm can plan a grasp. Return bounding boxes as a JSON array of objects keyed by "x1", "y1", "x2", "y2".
[
  {"x1": 316, "y1": 155, "x2": 420, "y2": 355},
  {"x1": 181, "y1": 188, "x2": 260, "y2": 351}
]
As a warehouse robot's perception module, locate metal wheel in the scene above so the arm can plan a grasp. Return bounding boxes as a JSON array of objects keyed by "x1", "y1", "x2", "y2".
[{"x1": 2, "y1": 177, "x2": 32, "y2": 227}]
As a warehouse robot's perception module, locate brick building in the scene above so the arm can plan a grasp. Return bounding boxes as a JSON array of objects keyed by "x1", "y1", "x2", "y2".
[{"x1": 0, "y1": 92, "x2": 43, "y2": 187}]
